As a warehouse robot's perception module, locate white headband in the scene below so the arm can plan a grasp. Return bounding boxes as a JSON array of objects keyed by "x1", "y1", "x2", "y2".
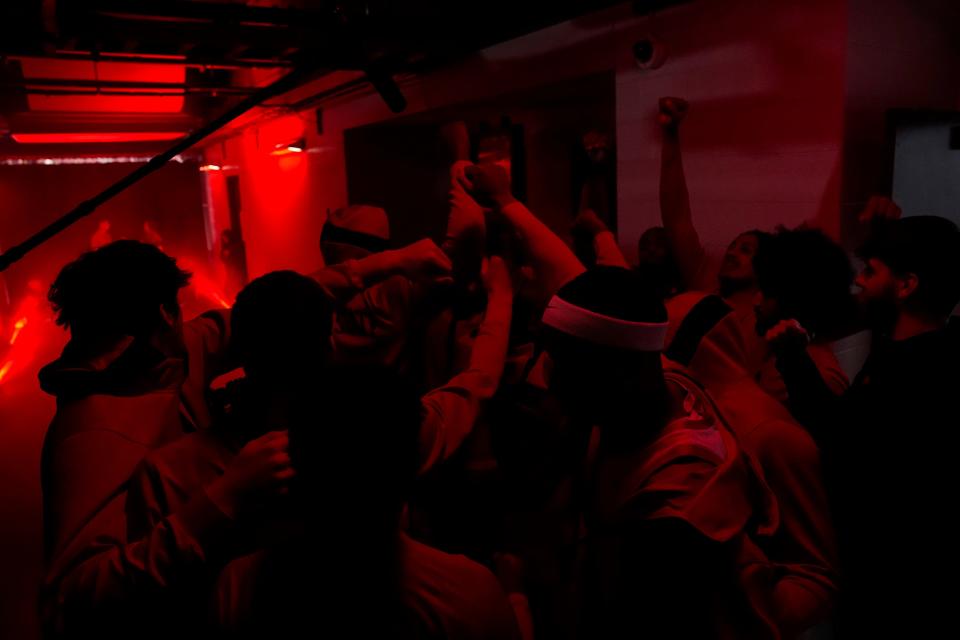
[{"x1": 541, "y1": 295, "x2": 668, "y2": 352}]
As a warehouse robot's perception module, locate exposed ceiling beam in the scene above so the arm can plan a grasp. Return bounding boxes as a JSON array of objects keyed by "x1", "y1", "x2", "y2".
[
  {"x1": 5, "y1": 77, "x2": 260, "y2": 94},
  {"x1": 45, "y1": 50, "x2": 293, "y2": 69}
]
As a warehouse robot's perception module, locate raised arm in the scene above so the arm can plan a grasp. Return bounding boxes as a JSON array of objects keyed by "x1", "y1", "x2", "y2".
[
  {"x1": 572, "y1": 209, "x2": 630, "y2": 269},
  {"x1": 658, "y1": 97, "x2": 709, "y2": 291},
  {"x1": 465, "y1": 163, "x2": 585, "y2": 299},
  {"x1": 310, "y1": 238, "x2": 452, "y2": 304},
  {"x1": 417, "y1": 256, "x2": 514, "y2": 474}
]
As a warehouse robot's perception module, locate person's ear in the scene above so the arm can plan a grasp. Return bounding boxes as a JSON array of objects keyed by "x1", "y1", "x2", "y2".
[{"x1": 895, "y1": 272, "x2": 919, "y2": 302}]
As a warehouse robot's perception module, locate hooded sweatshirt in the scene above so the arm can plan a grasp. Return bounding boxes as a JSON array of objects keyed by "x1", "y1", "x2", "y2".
[
  {"x1": 663, "y1": 293, "x2": 839, "y2": 636},
  {"x1": 39, "y1": 310, "x2": 233, "y2": 638}
]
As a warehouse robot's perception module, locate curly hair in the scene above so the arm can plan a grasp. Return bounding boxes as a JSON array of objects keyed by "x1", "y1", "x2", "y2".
[
  {"x1": 48, "y1": 240, "x2": 190, "y2": 339},
  {"x1": 230, "y1": 270, "x2": 334, "y2": 382},
  {"x1": 753, "y1": 227, "x2": 855, "y2": 337}
]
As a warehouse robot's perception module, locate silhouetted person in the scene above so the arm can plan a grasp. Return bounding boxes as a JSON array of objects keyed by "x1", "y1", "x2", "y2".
[
  {"x1": 212, "y1": 365, "x2": 523, "y2": 639},
  {"x1": 39, "y1": 239, "x2": 447, "y2": 638},
  {"x1": 124, "y1": 271, "x2": 335, "y2": 637},
  {"x1": 663, "y1": 293, "x2": 838, "y2": 636},
  {"x1": 540, "y1": 267, "x2": 778, "y2": 638},
  {"x1": 39, "y1": 240, "x2": 233, "y2": 638},
  {"x1": 769, "y1": 214, "x2": 960, "y2": 636}
]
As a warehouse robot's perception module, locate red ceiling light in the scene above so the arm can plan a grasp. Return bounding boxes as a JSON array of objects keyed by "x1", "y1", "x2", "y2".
[
  {"x1": 20, "y1": 59, "x2": 186, "y2": 114},
  {"x1": 270, "y1": 136, "x2": 306, "y2": 156},
  {"x1": 199, "y1": 163, "x2": 222, "y2": 172},
  {"x1": 11, "y1": 131, "x2": 186, "y2": 144},
  {"x1": 259, "y1": 115, "x2": 307, "y2": 155}
]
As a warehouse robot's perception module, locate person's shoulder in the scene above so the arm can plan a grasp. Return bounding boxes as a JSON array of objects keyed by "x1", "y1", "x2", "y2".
[
  {"x1": 402, "y1": 535, "x2": 501, "y2": 593},
  {"x1": 745, "y1": 415, "x2": 820, "y2": 471},
  {"x1": 140, "y1": 428, "x2": 229, "y2": 482},
  {"x1": 401, "y1": 535, "x2": 519, "y2": 639},
  {"x1": 715, "y1": 379, "x2": 820, "y2": 463},
  {"x1": 44, "y1": 389, "x2": 183, "y2": 453},
  {"x1": 806, "y1": 342, "x2": 849, "y2": 393},
  {"x1": 622, "y1": 387, "x2": 759, "y2": 541},
  {"x1": 665, "y1": 291, "x2": 712, "y2": 321}
]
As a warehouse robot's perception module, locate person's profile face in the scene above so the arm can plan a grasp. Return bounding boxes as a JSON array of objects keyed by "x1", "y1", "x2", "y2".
[
  {"x1": 855, "y1": 258, "x2": 898, "y2": 304},
  {"x1": 855, "y1": 258, "x2": 901, "y2": 328},
  {"x1": 719, "y1": 233, "x2": 760, "y2": 282}
]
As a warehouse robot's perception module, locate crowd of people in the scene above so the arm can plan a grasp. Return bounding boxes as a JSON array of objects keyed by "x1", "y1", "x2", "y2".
[{"x1": 36, "y1": 101, "x2": 960, "y2": 639}]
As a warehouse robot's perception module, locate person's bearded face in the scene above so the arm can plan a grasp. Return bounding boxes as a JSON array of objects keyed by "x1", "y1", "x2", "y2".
[{"x1": 855, "y1": 258, "x2": 900, "y2": 332}]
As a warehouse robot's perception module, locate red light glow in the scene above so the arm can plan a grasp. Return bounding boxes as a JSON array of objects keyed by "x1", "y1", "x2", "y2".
[
  {"x1": 9, "y1": 318, "x2": 27, "y2": 346},
  {"x1": 0, "y1": 285, "x2": 47, "y2": 388},
  {"x1": 12, "y1": 132, "x2": 186, "y2": 144},
  {"x1": 199, "y1": 164, "x2": 222, "y2": 172},
  {"x1": 258, "y1": 116, "x2": 306, "y2": 152},
  {"x1": 178, "y1": 258, "x2": 234, "y2": 311},
  {"x1": 270, "y1": 145, "x2": 304, "y2": 156}
]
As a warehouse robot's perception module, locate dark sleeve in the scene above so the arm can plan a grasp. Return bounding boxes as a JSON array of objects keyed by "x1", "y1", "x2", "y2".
[
  {"x1": 612, "y1": 518, "x2": 728, "y2": 639},
  {"x1": 755, "y1": 422, "x2": 839, "y2": 632},
  {"x1": 43, "y1": 431, "x2": 233, "y2": 636},
  {"x1": 774, "y1": 342, "x2": 843, "y2": 447}
]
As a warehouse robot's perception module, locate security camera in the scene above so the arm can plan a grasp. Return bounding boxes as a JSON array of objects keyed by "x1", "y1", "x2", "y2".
[{"x1": 633, "y1": 37, "x2": 667, "y2": 69}]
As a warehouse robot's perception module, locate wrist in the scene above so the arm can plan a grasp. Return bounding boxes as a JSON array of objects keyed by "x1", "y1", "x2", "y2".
[
  {"x1": 493, "y1": 192, "x2": 518, "y2": 209},
  {"x1": 662, "y1": 125, "x2": 680, "y2": 140}
]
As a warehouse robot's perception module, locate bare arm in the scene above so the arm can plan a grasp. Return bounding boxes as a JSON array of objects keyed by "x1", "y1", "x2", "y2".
[
  {"x1": 310, "y1": 239, "x2": 452, "y2": 305},
  {"x1": 465, "y1": 163, "x2": 585, "y2": 299},
  {"x1": 418, "y1": 257, "x2": 513, "y2": 474},
  {"x1": 572, "y1": 209, "x2": 630, "y2": 268},
  {"x1": 658, "y1": 97, "x2": 709, "y2": 290}
]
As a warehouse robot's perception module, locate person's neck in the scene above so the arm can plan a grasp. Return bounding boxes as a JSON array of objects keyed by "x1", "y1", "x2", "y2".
[
  {"x1": 892, "y1": 311, "x2": 945, "y2": 342},
  {"x1": 722, "y1": 286, "x2": 757, "y2": 308}
]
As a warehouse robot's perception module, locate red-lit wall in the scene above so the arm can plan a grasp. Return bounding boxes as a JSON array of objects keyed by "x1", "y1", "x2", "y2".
[
  {"x1": 203, "y1": 115, "x2": 334, "y2": 278},
  {"x1": 202, "y1": 0, "x2": 853, "y2": 274},
  {"x1": 614, "y1": 0, "x2": 848, "y2": 257}
]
